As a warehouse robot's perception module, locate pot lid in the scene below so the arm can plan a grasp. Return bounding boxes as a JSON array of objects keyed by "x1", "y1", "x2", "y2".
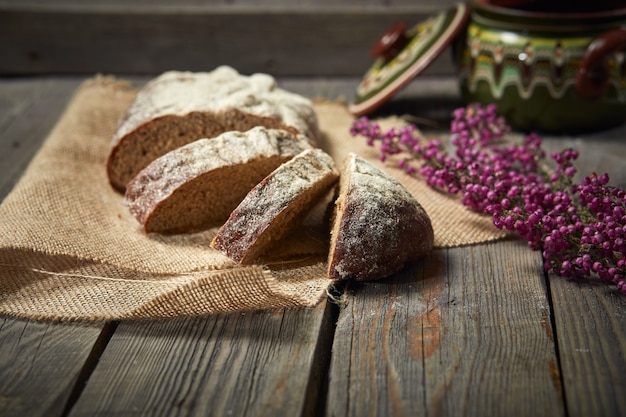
[{"x1": 349, "y1": 3, "x2": 470, "y2": 116}]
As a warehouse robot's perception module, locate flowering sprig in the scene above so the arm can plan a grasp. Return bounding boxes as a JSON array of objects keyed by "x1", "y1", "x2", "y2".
[{"x1": 350, "y1": 103, "x2": 626, "y2": 294}]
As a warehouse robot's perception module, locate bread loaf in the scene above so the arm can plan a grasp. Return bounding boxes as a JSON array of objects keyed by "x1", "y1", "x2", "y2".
[
  {"x1": 327, "y1": 153, "x2": 434, "y2": 281},
  {"x1": 211, "y1": 149, "x2": 339, "y2": 264},
  {"x1": 124, "y1": 127, "x2": 312, "y2": 234},
  {"x1": 108, "y1": 67, "x2": 320, "y2": 192}
]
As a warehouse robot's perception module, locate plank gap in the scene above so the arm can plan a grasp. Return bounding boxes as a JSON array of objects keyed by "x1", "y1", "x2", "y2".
[
  {"x1": 306, "y1": 293, "x2": 341, "y2": 417},
  {"x1": 60, "y1": 321, "x2": 119, "y2": 417},
  {"x1": 542, "y1": 267, "x2": 571, "y2": 417}
]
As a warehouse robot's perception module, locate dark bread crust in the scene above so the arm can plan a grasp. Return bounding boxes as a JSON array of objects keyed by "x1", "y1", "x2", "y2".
[{"x1": 327, "y1": 153, "x2": 434, "y2": 281}]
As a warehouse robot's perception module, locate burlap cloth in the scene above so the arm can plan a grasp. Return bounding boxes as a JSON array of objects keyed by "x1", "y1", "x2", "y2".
[{"x1": 0, "y1": 76, "x2": 507, "y2": 321}]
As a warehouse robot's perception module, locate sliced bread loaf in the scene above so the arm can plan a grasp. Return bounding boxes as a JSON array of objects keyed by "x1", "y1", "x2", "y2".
[
  {"x1": 327, "y1": 153, "x2": 434, "y2": 281},
  {"x1": 108, "y1": 67, "x2": 320, "y2": 192},
  {"x1": 124, "y1": 127, "x2": 312, "y2": 234},
  {"x1": 211, "y1": 149, "x2": 339, "y2": 264}
]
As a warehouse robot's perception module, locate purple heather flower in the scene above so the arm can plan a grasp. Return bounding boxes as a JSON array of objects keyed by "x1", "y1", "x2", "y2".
[{"x1": 350, "y1": 103, "x2": 626, "y2": 295}]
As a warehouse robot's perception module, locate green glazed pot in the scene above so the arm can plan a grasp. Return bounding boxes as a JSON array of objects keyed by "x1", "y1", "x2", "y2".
[{"x1": 460, "y1": 0, "x2": 626, "y2": 133}]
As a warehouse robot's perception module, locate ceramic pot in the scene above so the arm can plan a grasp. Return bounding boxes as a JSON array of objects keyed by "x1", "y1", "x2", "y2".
[{"x1": 460, "y1": 0, "x2": 626, "y2": 132}]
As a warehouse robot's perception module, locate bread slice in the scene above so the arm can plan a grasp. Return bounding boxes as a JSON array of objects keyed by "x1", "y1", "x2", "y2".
[
  {"x1": 327, "y1": 153, "x2": 434, "y2": 281},
  {"x1": 211, "y1": 149, "x2": 339, "y2": 264},
  {"x1": 124, "y1": 127, "x2": 312, "y2": 234},
  {"x1": 108, "y1": 67, "x2": 320, "y2": 192}
]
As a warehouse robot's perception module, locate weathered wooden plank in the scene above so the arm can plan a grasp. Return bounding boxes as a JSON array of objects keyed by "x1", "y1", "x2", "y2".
[
  {"x1": 326, "y1": 240, "x2": 565, "y2": 417},
  {"x1": 0, "y1": 2, "x2": 459, "y2": 76},
  {"x1": 68, "y1": 301, "x2": 336, "y2": 417},
  {"x1": 530, "y1": 119, "x2": 626, "y2": 417},
  {"x1": 516, "y1": 124, "x2": 626, "y2": 417},
  {"x1": 0, "y1": 77, "x2": 82, "y2": 199},
  {"x1": 548, "y1": 276, "x2": 626, "y2": 417},
  {"x1": 0, "y1": 77, "x2": 111, "y2": 417},
  {"x1": 0, "y1": 318, "x2": 108, "y2": 417}
]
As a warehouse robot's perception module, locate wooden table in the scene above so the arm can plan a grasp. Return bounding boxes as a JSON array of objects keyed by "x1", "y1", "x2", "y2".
[{"x1": 1, "y1": 75, "x2": 625, "y2": 417}]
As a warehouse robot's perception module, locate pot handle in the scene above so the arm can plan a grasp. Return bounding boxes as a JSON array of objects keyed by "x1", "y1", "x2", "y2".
[
  {"x1": 370, "y1": 21, "x2": 409, "y2": 61},
  {"x1": 576, "y1": 27, "x2": 626, "y2": 100}
]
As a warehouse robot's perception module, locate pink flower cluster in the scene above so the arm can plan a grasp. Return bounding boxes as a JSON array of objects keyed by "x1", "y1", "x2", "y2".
[{"x1": 350, "y1": 103, "x2": 626, "y2": 294}]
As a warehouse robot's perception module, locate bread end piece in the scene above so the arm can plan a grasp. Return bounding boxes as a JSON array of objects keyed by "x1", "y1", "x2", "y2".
[{"x1": 327, "y1": 153, "x2": 434, "y2": 281}]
